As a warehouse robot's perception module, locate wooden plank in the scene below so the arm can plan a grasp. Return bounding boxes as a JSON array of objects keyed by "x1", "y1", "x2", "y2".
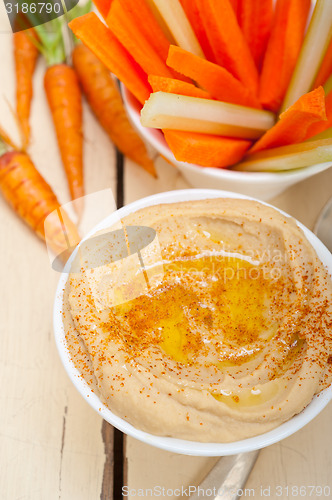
[{"x1": 0, "y1": 19, "x2": 117, "y2": 498}]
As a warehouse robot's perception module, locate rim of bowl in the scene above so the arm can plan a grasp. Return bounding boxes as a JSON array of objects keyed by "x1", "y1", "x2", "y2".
[
  {"x1": 54, "y1": 189, "x2": 332, "y2": 456},
  {"x1": 122, "y1": 87, "x2": 332, "y2": 186}
]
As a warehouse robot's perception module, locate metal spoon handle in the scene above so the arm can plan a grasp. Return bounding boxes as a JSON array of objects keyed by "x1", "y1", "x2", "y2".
[{"x1": 190, "y1": 451, "x2": 259, "y2": 500}]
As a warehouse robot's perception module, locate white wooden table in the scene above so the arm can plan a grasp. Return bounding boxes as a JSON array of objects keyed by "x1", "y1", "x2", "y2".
[{"x1": 1, "y1": 5, "x2": 332, "y2": 499}]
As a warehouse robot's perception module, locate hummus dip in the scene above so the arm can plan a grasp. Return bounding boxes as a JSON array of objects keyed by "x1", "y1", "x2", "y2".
[{"x1": 64, "y1": 198, "x2": 332, "y2": 442}]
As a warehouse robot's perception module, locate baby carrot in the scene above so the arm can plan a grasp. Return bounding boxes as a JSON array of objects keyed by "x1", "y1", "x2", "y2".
[
  {"x1": 0, "y1": 141, "x2": 79, "y2": 258},
  {"x1": 72, "y1": 43, "x2": 156, "y2": 177},
  {"x1": 35, "y1": 19, "x2": 84, "y2": 216},
  {"x1": 44, "y1": 64, "x2": 83, "y2": 214},
  {"x1": 259, "y1": 0, "x2": 311, "y2": 112},
  {"x1": 250, "y1": 87, "x2": 327, "y2": 153},
  {"x1": 13, "y1": 29, "x2": 39, "y2": 148}
]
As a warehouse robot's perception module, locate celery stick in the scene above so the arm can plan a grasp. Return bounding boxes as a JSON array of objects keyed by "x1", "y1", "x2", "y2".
[
  {"x1": 324, "y1": 74, "x2": 332, "y2": 95},
  {"x1": 141, "y1": 92, "x2": 276, "y2": 140},
  {"x1": 234, "y1": 139, "x2": 332, "y2": 172},
  {"x1": 281, "y1": 0, "x2": 332, "y2": 112},
  {"x1": 149, "y1": 0, "x2": 205, "y2": 58},
  {"x1": 306, "y1": 127, "x2": 332, "y2": 141}
]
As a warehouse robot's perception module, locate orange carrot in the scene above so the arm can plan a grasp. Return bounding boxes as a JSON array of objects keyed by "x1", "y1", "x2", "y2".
[
  {"x1": 148, "y1": 75, "x2": 212, "y2": 99},
  {"x1": 33, "y1": 19, "x2": 84, "y2": 216},
  {"x1": 13, "y1": 30, "x2": 39, "y2": 148},
  {"x1": 259, "y1": 0, "x2": 311, "y2": 113},
  {"x1": 72, "y1": 43, "x2": 156, "y2": 177},
  {"x1": 229, "y1": 0, "x2": 240, "y2": 17},
  {"x1": 163, "y1": 130, "x2": 252, "y2": 168},
  {"x1": 106, "y1": 0, "x2": 174, "y2": 79},
  {"x1": 0, "y1": 149, "x2": 80, "y2": 257},
  {"x1": 250, "y1": 87, "x2": 327, "y2": 154},
  {"x1": 166, "y1": 45, "x2": 261, "y2": 108},
  {"x1": 93, "y1": 0, "x2": 113, "y2": 18},
  {"x1": 312, "y1": 38, "x2": 332, "y2": 89},
  {"x1": 118, "y1": 0, "x2": 172, "y2": 61},
  {"x1": 44, "y1": 64, "x2": 83, "y2": 215},
  {"x1": 179, "y1": 0, "x2": 216, "y2": 62},
  {"x1": 69, "y1": 13, "x2": 151, "y2": 105},
  {"x1": 237, "y1": 0, "x2": 273, "y2": 70},
  {"x1": 305, "y1": 91, "x2": 332, "y2": 140},
  {"x1": 118, "y1": 0, "x2": 188, "y2": 82},
  {"x1": 195, "y1": 0, "x2": 259, "y2": 93}
]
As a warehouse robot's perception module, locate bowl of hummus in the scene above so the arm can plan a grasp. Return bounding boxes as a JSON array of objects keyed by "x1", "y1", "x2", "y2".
[{"x1": 54, "y1": 189, "x2": 332, "y2": 456}]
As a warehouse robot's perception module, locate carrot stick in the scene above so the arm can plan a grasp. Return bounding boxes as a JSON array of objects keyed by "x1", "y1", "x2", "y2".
[
  {"x1": 148, "y1": 0, "x2": 205, "y2": 58},
  {"x1": 281, "y1": 0, "x2": 332, "y2": 111},
  {"x1": 44, "y1": 64, "x2": 83, "y2": 215},
  {"x1": 195, "y1": 0, "x2": 259, "y2": 93},
  {"x1": 106, "y1": 0, "x2": 173, "y2": 78},
  {"x1": 304, "y1": 91, "x2": 332, "y2": 140},
  {"x1": 93, "y1": 0, "x2": 113, "y2": 18},
  {"x1": 250, "y1": 87, "x2": 327, "y2": 154},
  {"x1": 13, "y1": 29, "x2": 39, "y2": 148},
  {"x1": 148, "y1": 75, "x2": 212, "y2": 99},
  {"x1": 72, "y1": 43, "x2": 156, "y2": 177},
  {"x1": 69, "y1": 13, "x2": 151, "y2": 105},
  {"x1": 117, "y1": 0, "x2": 187, "y2": 82},
  {"x1": 259, "y1": 0, "x2": 311, "y2": 113},
  {"x1": 237, "y1": 0, "x2": 273, "y2": 70},
  {"x1": 312, "y1": 38, "x2": 332, "y2": 89},
  {"x1": 167, "y1": 45, "x2": 261, "y2": 108},
  {"x1": 163, "y1": 130, "x2": 251, "y2": 168},
  {"x1": 229, "y1": 0, "x2": 240, "y2": 17},
  {"x1": 235, "y1": 139, "x2": 332, "y2": 172},
  {"x1": 0, "y1": 149, "x2": 80, "y2": 257},
  {"x1": 179, "y1": 0, "x2": 216, "y2": 62},
  {"x1": 119, "y1": 0, "x2": 172, "y2": 61}
]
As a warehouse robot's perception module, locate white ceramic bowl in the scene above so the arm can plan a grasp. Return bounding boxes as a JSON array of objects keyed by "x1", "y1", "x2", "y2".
[
  {"x1": 122, "y1": 88, "x2": 332, "y2": 201},
  {"x1": 54, "y1": 189, "x2": 332, "y2": 456}
]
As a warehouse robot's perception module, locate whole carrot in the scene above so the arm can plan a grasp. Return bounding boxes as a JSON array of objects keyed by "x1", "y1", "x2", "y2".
[
  {"x1": 72, "y1": 42, "x2": 156, "y2": 177},
  {"x1": 13, "y1": 29, "x2": 39, "y2": 148},
  {"x1": 44, "y1": 64, "x2": 84, "y2": 213},
  {"x1": 0, "y1": 131, "x2": 80, "y2": 258},
  {"x1": 35, "y1": 20, "x2": 84, "y2": 216}
]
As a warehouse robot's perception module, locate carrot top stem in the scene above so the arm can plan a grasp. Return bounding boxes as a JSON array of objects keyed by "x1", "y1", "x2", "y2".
[{"x1": 33, "y1": 19, "x2": 66, "y2": 65}]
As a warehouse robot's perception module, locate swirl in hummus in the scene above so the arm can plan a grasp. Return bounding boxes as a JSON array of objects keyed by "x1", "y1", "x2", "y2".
[{"x1": 64, "y1": 199, "x2": 332, "y2": 442}]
